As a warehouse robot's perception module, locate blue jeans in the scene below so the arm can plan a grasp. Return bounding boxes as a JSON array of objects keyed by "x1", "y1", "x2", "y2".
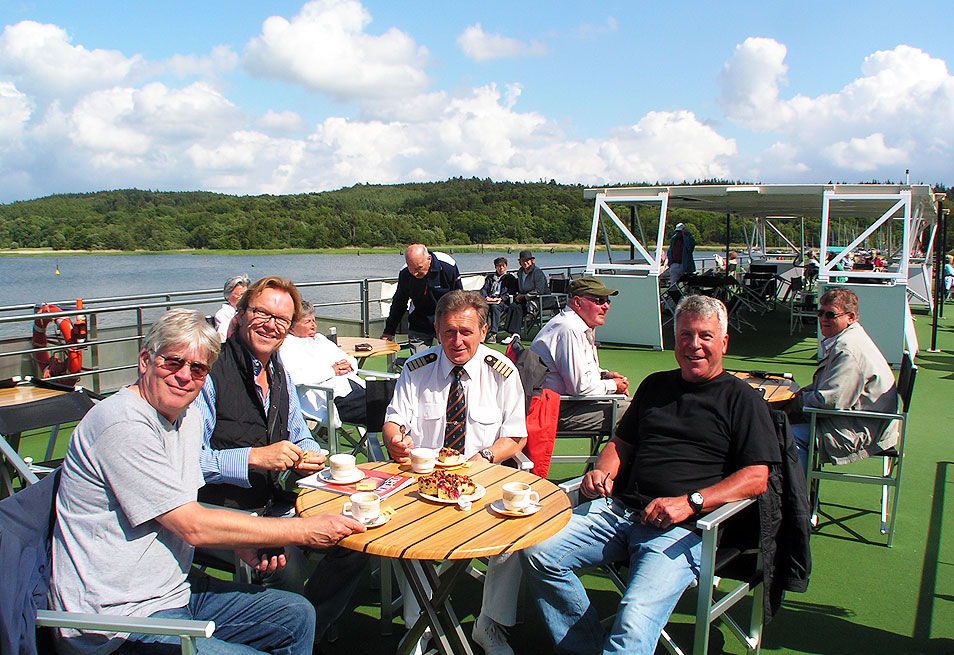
[
  {"x1": 113, "y1": 571, "x2": 315, "y2": 654},
  {"x1": 791, "y1": 422, "x2": 810, "y2": 473},
  {"x1": 521, "y1": 499, "x2": 702, "y2": 655}
]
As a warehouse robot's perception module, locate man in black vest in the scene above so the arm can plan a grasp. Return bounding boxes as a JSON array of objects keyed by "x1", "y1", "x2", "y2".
[{"x1": 194, "y1": 275, "x2": 367, "y2": 644}]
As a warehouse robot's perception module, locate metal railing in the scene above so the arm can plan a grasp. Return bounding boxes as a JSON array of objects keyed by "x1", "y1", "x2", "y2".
[{"x1": 0, "y1": 264, "x2": 585, "y2": 393}]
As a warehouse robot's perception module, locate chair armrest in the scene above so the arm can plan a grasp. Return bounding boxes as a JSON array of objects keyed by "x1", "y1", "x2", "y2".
[
  {"x1": 559, "y1": 394, "x2": 627, "y2": 403},
  {"x1": 695, "y1": 497, "x2": 757, "y2": 531},
  {"x1": 36, "y1": 610, "x2": 215, "y2": 639},
  {"x1": 559, "y1": 476, "x2": 584, "y2": 505},
  {"x1": 358, "y1": 371, "x2": 400, "y2": 381},
  {"x1": 802, "y1": 406, "x2": 903, "y2": 421},
  {"x1": 509, "y1": 450, "x2": 534, "y2": 471}
]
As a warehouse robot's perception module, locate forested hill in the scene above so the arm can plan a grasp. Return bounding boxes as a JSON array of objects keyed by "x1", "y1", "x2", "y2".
[{"x1": 0, "y1": 178, "x2": 948, "y2": 251}]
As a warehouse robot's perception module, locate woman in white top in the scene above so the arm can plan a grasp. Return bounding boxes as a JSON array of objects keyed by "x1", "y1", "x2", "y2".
[{"x1": 213, "y1": 274, "x2": 250, "y2": 340}]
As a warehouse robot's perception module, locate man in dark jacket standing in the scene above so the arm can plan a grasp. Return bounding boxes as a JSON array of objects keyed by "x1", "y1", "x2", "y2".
[{"x1": 382, "y1": 243, "x2": 462, "y2": 353}]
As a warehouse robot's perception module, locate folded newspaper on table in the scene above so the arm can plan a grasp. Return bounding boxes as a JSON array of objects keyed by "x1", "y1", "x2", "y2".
[{"x1": 298, "y1": 467, "x2": 414, "y2": 500}]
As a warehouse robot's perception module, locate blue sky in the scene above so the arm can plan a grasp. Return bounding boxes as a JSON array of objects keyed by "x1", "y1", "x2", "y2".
[{"x1": 1, "y1": 0, "x2": 952, "y2": 202}]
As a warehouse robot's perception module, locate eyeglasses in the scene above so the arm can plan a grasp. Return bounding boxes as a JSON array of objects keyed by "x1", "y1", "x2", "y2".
[
  {"x1": 153, "y1": 354, "x2": 210, "y2": 380},
  {"x1": 247, "y1": 306, "x2": 292, "y2": 330},
  {"x1": 817, "y1": 309, "x2": 849, "y2": 320},
  {"x1": 581, "y1": 294, "x2": 611, "y2": 306}
]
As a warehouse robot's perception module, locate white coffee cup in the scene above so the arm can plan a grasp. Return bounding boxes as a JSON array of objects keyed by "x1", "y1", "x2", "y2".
[
  {"x1": 501, "y1": 482, "x2": 540, "y2": 512},
  {"x1": 343, "y1": 492, "x2": 381, "y2": 523},
  {"x1": 410, "y1": 447, "x2": 437, "y2": 473},
  {"x1": 329, "y1": 453, "x2": 357, "y2": 480}
]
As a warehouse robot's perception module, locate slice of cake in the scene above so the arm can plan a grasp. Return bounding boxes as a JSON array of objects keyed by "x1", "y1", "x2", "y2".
[
  {"x1": 438, "y1": 447, "x2": 463, "y2": 464},
  {"x1": 418, "y1": 471, "x2": 477, "y2": 500}
]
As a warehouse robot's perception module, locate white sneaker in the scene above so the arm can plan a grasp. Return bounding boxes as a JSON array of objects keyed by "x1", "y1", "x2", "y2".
[
  {"x1": 500, "y1": 333, "x2": 520, "y2": 345},
  {"x1": 405, "y1": 628, "x2": 431, "y2": 655},
  {"x1": 471, "y1": 615, "x2": 514, "y2": 655}
]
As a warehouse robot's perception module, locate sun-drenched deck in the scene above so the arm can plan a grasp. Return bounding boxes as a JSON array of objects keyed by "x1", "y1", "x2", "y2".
[{"x1": 10, "y1": 300, "x2": 954, "y2": 654}]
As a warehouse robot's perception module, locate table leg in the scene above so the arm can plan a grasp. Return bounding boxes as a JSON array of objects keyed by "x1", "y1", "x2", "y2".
[{"x1": 396, "y1": 559, "x2": 474, "y2": 655}]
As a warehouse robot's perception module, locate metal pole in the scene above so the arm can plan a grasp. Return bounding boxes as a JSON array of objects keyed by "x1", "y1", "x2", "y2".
[
  {"x1": 941, "y1": 207, "x2": 949, "y2": 319},
  {"x1": 930, "y1": 199, "x2": 944, "y2": 351},
  {"x1": 629, "y1": 206, "x2": 636, "y2": 261},
  {"x1": 725, "y1": 213, "x2": 730, "y2": 270}
]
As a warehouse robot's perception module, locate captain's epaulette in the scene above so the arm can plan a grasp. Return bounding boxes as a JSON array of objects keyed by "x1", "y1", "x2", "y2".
[
  {"x1": 484, "y1": 353, "x2": 513, "y2": 378},
  {"x1": 406, "y1": 352, "x2": 438, "y2": 371}
]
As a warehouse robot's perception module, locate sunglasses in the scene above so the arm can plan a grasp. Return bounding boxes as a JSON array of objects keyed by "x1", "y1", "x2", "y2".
[
  {"x1": 153, "y1": 354, "x2": 210, "y2": 380},
  {"x1": 816, "y1": 309, "x2": 849, "y2": 320},
  {"x1": 247, "y1": 306, "x2": 292, "y2": 331},
  {"x1": 581, "y1": 294, "x2": 611, "y2": 306}
]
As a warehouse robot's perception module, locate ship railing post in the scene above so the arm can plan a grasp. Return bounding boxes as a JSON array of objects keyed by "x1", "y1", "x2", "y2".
[
  {"x1": 361, "y1": 279, "x2": 370, "y2": 338},
  {"x1": 89, "y1": 313, "x2": 100, "y2": 394}
]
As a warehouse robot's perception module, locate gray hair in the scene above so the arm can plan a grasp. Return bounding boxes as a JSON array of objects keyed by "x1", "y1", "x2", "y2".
[
  {"x1": 299, "y1": 300, "x2": 315, "y2": 317},
  {"x1": 435, "y1": 290, "x2": 489, "y2": 329},
  {"x1": 142, "y1": 309, "x2": 220, "y2": 366},
  {"x1": 223, "y1": 274, "x2": 251, "y2": 299},
  {"x1": 674, "y1": 295, "x2": 728, "y2": 336}
]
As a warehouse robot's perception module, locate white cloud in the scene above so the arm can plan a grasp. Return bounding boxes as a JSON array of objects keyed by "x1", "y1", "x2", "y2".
[
  {"x1": 720, "y1": 39, "x2": 954, "y2": 181},
  {"x1": 242, "y1": 0, "x2": 430, "y2": 100},
  {"x1": 457, "y1": 23, "x2": 547, "y2": 62},
  {"x1": 257, "y1": 110, "x2": 303, "y2": 133},
  {"x1": 160, "y1": 45, "x2": 239, "y2": 78},
  {"x1": 0, "y1": 20, "x2": 142, "y2": 100},
  {"x1": 0, "y1": 81, "x2": 32, "y2": 139}
]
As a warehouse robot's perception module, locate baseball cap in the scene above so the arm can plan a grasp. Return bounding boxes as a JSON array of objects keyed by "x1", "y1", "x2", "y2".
[
  {"x1": 569, "y1": 276, "x2": 619, "y2": 298},
  {"x1": 674, "y1": 222, "x2": 685, "y2": 231}
]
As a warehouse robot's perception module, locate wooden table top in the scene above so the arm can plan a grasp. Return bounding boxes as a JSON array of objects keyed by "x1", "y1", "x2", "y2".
[
  {"x1": 727, "y1": 370, "x2": 799, "y2": 404},
  {"x1": 297, "y1": 460, "x2": 572, "y2": 561},
  {"x1": 336, "y1": 336, "x2": 402, "y2": 359},
  {"x1": 0, "y1": 384, "x2": 67, "y2": 408}
]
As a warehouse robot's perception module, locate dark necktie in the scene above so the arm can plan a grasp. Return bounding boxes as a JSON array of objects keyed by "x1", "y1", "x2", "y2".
[{"x1": 444, "y1": 366, "x2": 466, "y2": 450}]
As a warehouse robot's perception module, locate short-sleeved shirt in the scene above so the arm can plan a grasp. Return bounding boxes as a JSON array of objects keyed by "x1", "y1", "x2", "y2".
[
  {"x1": 384, "y1": 344, "x2": 527, "y2": 457},
  {"x1": 614, "y1": 370, "x2": 780, "y2": 510},
  {"x1": 51, "y1": 387, "x2": 204, "y2": 655}
]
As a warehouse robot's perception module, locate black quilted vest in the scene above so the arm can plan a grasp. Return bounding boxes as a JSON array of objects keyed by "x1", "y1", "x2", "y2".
[{"x1": 197, "y1": 334, "x2": 290, "y2": 511}]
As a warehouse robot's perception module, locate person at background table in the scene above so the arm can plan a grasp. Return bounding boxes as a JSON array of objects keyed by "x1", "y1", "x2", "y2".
[
  {"x1": 521, "y1": 295, "x2": 780, "y2": 655},
  {"x1": 193, "y1": 276, "x2": 367, "y2": 645},
  {"x1": 531, "y1": 276, "x2": 630, "y2": 432},
  {"x1": 51, "y1": 308, "x2": 365, "y2": 655},
  {"x1": 480, "y1": 256, "x2": 518, "y2": 343},
  {"x1": 944, "y1": 254, "x2": 954, "y2": 300},
  {"x1": 502, "y1": 250, "x2": 549, "y2": 336},
  {"x1": 213, "y1": 273, "x2": 250, "y2": 341},
  {"x1": 383, "y1": 290, "x2": 528, "y2": 655},
  {"x1": 664, "y1": 222, "x2": 696, "y2": 283},
  {"x1": 381, "y1": 243, "x2": 462, "y2": 354},
  {"x1": 281, "y1": 300, "x2": 366, "y2": 427},
  {"x1": 786, "y1": 287, "x2": 898, "y2": 472}
]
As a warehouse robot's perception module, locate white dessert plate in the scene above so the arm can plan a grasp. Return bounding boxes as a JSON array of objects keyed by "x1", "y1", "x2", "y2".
[
  {"x1": 342, "y1": 509, "x2": 391, "y2": 528},
  {"x1": 489, "y1": 499, "x2": 542, "y2": 517},
  {"x1": 418, "y1": 483, "x2": 486, "y2": 504},
  {"x1": 435, "y1": 458, "x2": 467, "y2": 468},
  {"x1": 318, "y1": 468, "x2": 366, "y2": 485}
]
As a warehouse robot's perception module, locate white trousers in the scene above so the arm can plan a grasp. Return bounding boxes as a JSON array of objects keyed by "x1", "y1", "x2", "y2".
[{"x1": 401, "y1": 552, "x2": 521, "y2": 627}]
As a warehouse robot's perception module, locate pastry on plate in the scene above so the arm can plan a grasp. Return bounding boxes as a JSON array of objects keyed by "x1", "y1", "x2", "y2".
[{"x1": 418, "y1": 470, "x2": 477, "y2": 500}]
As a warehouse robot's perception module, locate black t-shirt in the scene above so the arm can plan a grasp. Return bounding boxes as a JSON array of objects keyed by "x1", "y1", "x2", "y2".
[{"x1": 614, "y1": 369, "x2": 780, "y2": 510}]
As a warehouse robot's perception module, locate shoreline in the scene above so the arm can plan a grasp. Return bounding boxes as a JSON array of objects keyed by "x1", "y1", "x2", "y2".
[{"x1": 0, "y1": 244, "x2": 738, "y2": 257}]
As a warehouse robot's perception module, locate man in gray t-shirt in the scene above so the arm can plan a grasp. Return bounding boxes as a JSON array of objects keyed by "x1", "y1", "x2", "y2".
[{"x1": 50, "y1": 309, "x2": 364, "y2": 655}]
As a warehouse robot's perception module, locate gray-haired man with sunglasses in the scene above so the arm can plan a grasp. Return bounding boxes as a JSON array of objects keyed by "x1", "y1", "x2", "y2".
[
  {"x1": 531, "y1": 276, "x2": 631, "y2": 432},
  {"x1": 787, "y1": 287, "x2": 899, "y2": 470}
]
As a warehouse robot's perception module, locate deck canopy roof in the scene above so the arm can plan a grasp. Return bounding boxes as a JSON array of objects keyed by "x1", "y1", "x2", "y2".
[{"x1": 582, "y1": 183, "x2": 940, "y2": 221}]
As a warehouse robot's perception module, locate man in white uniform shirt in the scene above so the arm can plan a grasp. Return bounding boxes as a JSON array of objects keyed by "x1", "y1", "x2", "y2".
[
  {"x1": 281, "y1": 300, "x2": 366, "y2": 427},
  {"x1": 383, "y1": 290, "x2": 527, "y2": 655},
  {"x1": 531, "y1": 276, "x2": 630, "y2": 432}
]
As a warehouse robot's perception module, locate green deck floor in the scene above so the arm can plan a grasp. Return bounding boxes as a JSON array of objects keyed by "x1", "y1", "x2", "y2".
[{"x1": 15, "y1": 303, "x2": 954, "y2": 654}]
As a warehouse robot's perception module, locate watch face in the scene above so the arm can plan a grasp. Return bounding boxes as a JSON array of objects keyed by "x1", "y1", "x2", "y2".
[{"x1": 689, "y1": 492, "x2": 704, "y2": 509}]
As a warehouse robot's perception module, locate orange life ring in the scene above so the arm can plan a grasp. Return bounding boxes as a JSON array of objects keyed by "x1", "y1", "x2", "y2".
[{"x1": 32, "y1": 304, "x2": 84, "y2": 380}]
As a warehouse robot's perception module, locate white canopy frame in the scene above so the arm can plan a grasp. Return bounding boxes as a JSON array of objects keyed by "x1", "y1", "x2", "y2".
[{"x1": 586, "y1": 191, "x2": 669, "y2": 275}]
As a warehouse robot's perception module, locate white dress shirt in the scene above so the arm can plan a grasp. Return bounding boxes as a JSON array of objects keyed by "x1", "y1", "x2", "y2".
[
  {"x1": 531, "y1": 306, "x2": 617, "y2": 395},
  {"x1": 384, "y1": 343, "x2": 527, "y2": 458}
]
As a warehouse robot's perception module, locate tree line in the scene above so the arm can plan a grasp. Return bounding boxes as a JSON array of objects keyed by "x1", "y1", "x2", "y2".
[{"x1": 1, "y1": 178, "x2": 950, "y2": 252}]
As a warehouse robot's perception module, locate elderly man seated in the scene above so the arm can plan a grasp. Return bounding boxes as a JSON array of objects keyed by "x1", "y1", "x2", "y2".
[
  {"x1": 213, "y1": 274, "x2": 250, "y2": 340},
  {"x1": 787, "y1": 287, "x2": 899, "y2": 470},
  {"x1": 521, "y1": 295, "x2": 780, "y2": 655},
  {"x1": 480, "y1": 256, "x2": 518, "y2": 343},
  {"x1": 281, "y1": 300, "x2": 366, "y2": 427},
  {"x1": 531, "y1": 276, "x2": 630, "y2": 431},
  {"x1": 50, "y1": 309, "x2": 364, "y2": 655},
  {"x1": 383, "y1": 290, "x2": 527, "y2": 655}
]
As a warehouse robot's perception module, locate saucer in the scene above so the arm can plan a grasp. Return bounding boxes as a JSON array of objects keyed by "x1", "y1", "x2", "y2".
[
  {"x1": 435, "y1": 459, "x2": 466, "y2": 468},
  {"x1": 342, "y1": 509, "x2": 390, "y2": 528},
  {"x1": 489, "y1": 499, "x2": 541, "y2": 517},
  {"x1": 319, "y1": 468, "x2": 365, "y2": 485}
]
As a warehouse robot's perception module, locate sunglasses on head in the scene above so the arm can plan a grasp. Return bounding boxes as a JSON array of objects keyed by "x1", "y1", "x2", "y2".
[
  {"x1": 153, "y1": 353, "x2": 210, "y2": 380},
  {"x1": 817, "y1": 309, "x2": 849, "y2": 320}
]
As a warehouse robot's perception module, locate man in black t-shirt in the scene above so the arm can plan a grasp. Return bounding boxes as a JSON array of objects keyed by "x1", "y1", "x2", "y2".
[{"x1": 522, "y1": 295, "x2": 780, "y2": 655}]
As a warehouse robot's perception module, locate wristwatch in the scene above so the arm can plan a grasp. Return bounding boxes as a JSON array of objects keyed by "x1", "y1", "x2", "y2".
[
  {"x1": 479, "y1": 448, "x2": 494, "y2": 463},
  {"x1": 687, "y1": 491, "x2": 704, "y2": 515}
]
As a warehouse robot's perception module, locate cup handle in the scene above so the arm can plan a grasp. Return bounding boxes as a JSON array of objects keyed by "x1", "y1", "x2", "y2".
[
  {"x1": 343, "y1": 503, "x2": 352, "y2": 516},
  {"x1": 529, "y1": 491, "x2": 540, "y2": 504}
]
